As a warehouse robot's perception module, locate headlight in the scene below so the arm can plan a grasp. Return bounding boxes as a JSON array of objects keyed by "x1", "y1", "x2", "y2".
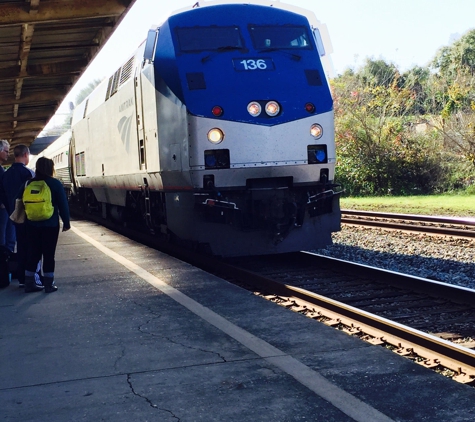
[
  {"x1": 310, "y1": 124, "x2": 323, "y2": 139},
  {"x1": 207, "y1": 128, "x2": 224, "y2": 144},
  {"x1": 265, "y1": 101, "x2": 280, "y2": 116},
  {"x1": 247, "y1": 101, "x2": 261, "y2": 117}
]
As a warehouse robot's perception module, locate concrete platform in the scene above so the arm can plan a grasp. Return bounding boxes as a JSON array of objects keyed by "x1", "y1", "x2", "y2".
[{"x1": 1, "y1": 219, "x2": 475, "y2": 422}]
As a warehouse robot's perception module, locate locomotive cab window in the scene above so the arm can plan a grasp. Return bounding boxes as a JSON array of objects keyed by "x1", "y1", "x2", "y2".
[
  {"x1": 249, "y1": 25, "x2": 312, "y2": 50},
  {"x1": 176, "y1": 26, "x2": 244, "y2": 52}
]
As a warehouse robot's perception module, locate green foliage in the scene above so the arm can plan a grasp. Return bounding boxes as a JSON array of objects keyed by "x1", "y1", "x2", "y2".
[
  {"x1": 400, "y1": 66, "x2": 430, "y2": 114},
  {"x1": 332, "y1": 64, "x2": 446, "y2": 196},
  {"x1": 429, "y1": 29, "x2": 475, "y2": 118},
  {"x1": 432, "y1": 29, "x2": 475, "y2": 79},
  {"x1": 442, "y1": 157, "x2": 475, "y2": 191},
  {"x1": 340, "y1": 195, "x2": 475, "y2": 217},
  {"x1": 358, "y1": 58, "x2": 399, "y2": 87},
  {"x1": 42, "y1": 78, "x2": 102, "y2": 137},
  {"x1": 75, "y1": 79, "x2": 102, "y2": 106},
  {"x1": 440, "y1": 80, "x2": 473, "y2": 119},
  {"x1": 335, "y1": 128, "x2": 446, "y2": 196},
  {"x1": 332, "y1": 32, "x2": 475, "y2": 197}
]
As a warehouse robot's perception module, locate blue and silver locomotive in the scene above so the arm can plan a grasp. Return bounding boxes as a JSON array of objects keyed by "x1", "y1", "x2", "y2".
[{"x1": 63, "y1": 0, "x2": 341, "y2": 256}]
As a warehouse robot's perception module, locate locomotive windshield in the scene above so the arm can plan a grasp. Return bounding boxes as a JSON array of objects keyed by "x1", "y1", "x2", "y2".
[
  {"x1": 176, "y1": 26, "x2": 244, "y2": 52},
  {"x1": 249, "y1": 25, "x2": 312, "y2": 50}
]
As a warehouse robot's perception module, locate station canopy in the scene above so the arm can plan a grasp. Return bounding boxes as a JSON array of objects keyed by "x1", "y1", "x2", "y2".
[{"x1": 0, "y1": 0, "x2": 136, "y2": 163}]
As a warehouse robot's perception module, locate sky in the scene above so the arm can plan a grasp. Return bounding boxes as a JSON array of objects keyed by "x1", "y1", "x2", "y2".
[{"x1": 47, "y1": 0, "x2": 475, "y2": 128}]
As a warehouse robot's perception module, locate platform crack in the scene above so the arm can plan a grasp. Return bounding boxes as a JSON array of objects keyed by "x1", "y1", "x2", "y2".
[
  {"x1": 113, "y1": 346, "x2": 126, "y2": 370},
  {"x1": 126, "y1": 374, "x2": 180, "y2": 420},
  {"x1": 136, "y1": 312, "x2": 227, "y2": 362},
  {"x1": 165, "y1": 336, "x2": 227, "y2": 362}
]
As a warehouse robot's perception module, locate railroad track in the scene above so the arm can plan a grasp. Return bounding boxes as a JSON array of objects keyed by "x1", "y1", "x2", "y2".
[
  {"x1": 224, "y1": 252, "x2": 475, "y2": 386},
  {"x1": 341, "y1": 209, "x2": 475, "y2": 238}
]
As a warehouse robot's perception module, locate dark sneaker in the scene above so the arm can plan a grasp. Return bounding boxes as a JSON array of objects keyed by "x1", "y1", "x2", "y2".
[{"x1": 44, "y1": 285, "x2": 58, "y2": 293}]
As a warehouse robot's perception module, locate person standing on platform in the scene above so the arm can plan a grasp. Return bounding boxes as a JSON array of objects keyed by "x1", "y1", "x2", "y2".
[
  {"x1": 20, "y1": 157, "x2": 70, "y2": 293},
  {"x1": 1, "y1": 145, "x2": 39, "y2": 288},
  {"x1": 0, "y1": 140, "x2": 15, "y2": 253}
]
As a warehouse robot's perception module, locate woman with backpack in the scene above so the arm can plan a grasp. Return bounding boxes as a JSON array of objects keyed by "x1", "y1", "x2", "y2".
[{"x1": 19, "y1": 157, "x2": 70, "y2": 293}]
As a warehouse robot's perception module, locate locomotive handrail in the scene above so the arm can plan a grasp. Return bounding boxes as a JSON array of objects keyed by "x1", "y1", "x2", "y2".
[
  {"x1": 202, "y1": 199, "x2": 238, "y2": 210},
  {"x1": 307, "y1": 189, "x2": 334, "y2": 204}
]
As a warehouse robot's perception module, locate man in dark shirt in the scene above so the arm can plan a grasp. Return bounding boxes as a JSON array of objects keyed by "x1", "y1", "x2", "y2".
[
  {"x1": 0, "y1": 139, "x2": 15, "y2": 252},
  {"x1": 1, "y1": 145, "x2": 38, "y2": 287}
]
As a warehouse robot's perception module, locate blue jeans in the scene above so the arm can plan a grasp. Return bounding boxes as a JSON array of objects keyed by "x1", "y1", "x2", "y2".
[{"x1": 0, "y1": 207, "x2": 15, "y2": 252}]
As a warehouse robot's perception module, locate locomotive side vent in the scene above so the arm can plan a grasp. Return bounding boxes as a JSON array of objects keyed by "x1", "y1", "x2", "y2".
[
  {"x1": 119, "y1": 56, "x2": 135, "y2": 86},
  {"x1": 105, "y1": 55, "x2": 135, "y2": 100},
  {"x1": 186, "y1": 72, "x2": 206, "y2": 90},
  {"x1": 305, "y1": 69, "x2": 323, "y2": 86}
]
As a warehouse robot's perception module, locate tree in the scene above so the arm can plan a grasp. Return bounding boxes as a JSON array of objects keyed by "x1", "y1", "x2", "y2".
[
  {"x1": 332, "y1": 62, "x2": 446, "y2": 195},
  {"x1": 401, "y1": 66, "x2": 431, "y2": 114},
  {"x1": 75, "y1": 79, "x2": 102, "y2": 106},
  {"x1": 358, "y1": 58, "x2": 399, "y2": 87},
  {"x1": 432, "y1": 29, "x2": 475, "y2": 79},
  {"x1": 330, "y1": 34, "x2": 475, "y2": 196},
  {"x1": 427, "y1": 30, "x2": 475, "y2": 166},
  {"x1": 423, "y1": 106, "x2": 475, "y2": 167},
  {"x1": 41, "y1": 79, "x2": 103, "y2": 136}
]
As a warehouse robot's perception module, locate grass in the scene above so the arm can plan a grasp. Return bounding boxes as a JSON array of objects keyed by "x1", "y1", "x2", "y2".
[{"x1": 340, "y1": 194, "x2": 475, "y2": 217}]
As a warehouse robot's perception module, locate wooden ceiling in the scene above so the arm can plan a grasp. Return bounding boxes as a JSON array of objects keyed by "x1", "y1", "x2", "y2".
[{"x1": 0, "y1": 0, "x2": 136, "y2": 162}]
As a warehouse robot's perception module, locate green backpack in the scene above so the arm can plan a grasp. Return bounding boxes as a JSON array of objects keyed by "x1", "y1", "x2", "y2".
[{"x1": 23, "y1": 180, "x2": 54, "y2": 221}]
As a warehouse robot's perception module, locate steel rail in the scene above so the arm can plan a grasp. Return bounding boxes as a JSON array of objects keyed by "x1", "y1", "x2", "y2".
[
  {"x1": 341, "y1": 210, "x2": 475, "y2": 238},
  {"x1": 217, "y1": 252, "x2": 475, "y2": 384},
  {"x1": 296, "y1": 252, "x2": 475, "y2": 305},
  {"x1": 278, "y1": 287, "x2": 475, "y2": 384},
  {"x1": 341, "y1": 209, "x2": 475, "y2": 226}
]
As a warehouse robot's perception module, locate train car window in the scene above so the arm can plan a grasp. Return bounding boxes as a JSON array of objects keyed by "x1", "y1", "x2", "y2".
[
  {"x1": 249, "y1": 25, "x2": 312, "y2": 50},
  {"x1": 82, "y1": 99, "x2": 88, "y2": 119},
  {"x1": 312, "y1": 28, "x2": 326, "y2": 57},
  {"x1": 176, "y1": 26, "x2": 243, "y2": 52},
  {"x1": 144, "y1": 28, "x2": 158, "y2": 61},
  {"x1": 75, "y1": 152, "x2": 86, "y2": 177}
]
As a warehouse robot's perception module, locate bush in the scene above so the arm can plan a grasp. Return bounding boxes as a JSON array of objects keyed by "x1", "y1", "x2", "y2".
[{"x1": 335, "y1": 132, "x2": 448, "y2": 196}]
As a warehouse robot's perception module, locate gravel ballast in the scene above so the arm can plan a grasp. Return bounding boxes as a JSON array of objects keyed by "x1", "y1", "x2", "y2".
[{"x1": 318, "y1": 226, "x2": 475, "y2": 289}]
